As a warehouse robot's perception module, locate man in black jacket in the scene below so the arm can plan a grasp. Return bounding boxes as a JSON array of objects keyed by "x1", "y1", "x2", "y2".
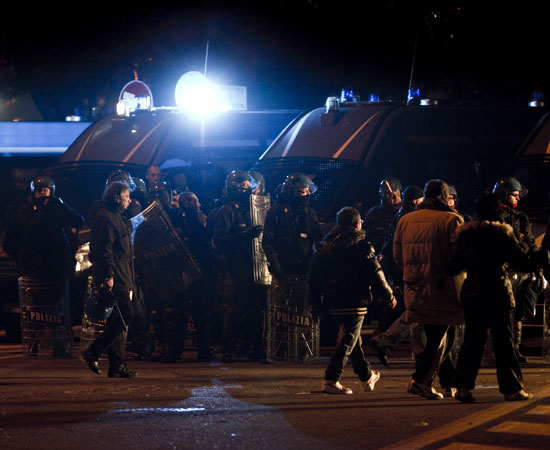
[
  {"x1": 82, "y1": 182, "x2": 136, "y2": 378},
  {"x1": 308, "y1": 207, "x2": 396, "y2": 394}
]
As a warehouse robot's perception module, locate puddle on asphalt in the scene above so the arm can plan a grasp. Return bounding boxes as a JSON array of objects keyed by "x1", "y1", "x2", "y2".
[{"x1": 113, "y1": 407, "x2": 206, "y2": 414}]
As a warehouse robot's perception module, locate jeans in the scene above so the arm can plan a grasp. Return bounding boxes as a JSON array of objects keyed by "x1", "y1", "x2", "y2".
[{"x1": 325, "y1": 314, "x2": 373, "y2": 382}]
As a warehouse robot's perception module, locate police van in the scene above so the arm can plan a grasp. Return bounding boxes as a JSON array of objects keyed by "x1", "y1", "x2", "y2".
[
  {"x1": 252, "y1": 97, "x2": 545, "y2": 227},
  {"x1": 43, "y1": 107, "x2": 303, "y2": 217},
  {"x1": 0, "y1": 105, "x2": 302, "y2": 342},
  {"x1": 507, "y1": 109, "x2": 550, "y2": 239}
]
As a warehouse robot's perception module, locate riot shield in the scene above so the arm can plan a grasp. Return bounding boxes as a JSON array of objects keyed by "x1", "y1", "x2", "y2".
[
  {"x1": 250, "y1": 193, "x2": 272, "y2": 285},
  {"x1": 133, "y1": 201, "x2": 202, "y2": 303}
]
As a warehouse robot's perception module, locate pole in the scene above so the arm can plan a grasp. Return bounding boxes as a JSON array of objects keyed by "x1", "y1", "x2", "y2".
[
  {"x1": 408, "y1": 30, "x2": 420, "y2": 92},
  {"x1": 204, "y1": 40, "x2": 210, "y2": 76}
]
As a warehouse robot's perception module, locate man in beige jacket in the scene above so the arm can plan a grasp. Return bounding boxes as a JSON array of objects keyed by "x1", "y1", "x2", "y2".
[{"x1": 393, "y1": 179, "x2": 464, "y2": 399}]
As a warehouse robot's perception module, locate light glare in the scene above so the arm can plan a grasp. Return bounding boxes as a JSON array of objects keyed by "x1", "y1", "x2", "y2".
[{"x1": 174, "y1": 71, "x2": 229, "y2": 115}]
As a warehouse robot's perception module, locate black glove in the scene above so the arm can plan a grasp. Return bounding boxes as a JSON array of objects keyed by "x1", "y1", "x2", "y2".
[{"x1": 244, "y1": 225, "x2": 263, "y2": 239}]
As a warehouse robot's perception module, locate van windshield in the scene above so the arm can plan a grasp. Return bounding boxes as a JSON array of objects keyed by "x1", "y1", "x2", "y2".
[{"x1": 254, "y1": 158, "x2": 358, "y2": 221}]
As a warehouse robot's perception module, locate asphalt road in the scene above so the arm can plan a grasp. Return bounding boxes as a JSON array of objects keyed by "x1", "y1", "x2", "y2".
[{"x1": 1, "y1": 343, "x2": 550, "y2": 450}]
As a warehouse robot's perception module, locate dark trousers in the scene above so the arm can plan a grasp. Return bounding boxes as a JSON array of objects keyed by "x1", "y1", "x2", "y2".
[
  {"x1": 325, "y1": 314, "x2": 373, "y2": 382},
  {"x1": 221, "y1": 275, "x2": 266, "y2": 357},
  {"x1": 89, "y1": 290, "x2": 134, "y2": 367},
  {"x1": 127, "y1": 286, "x2": 153, "y2": 356},
  {"x1": 413, "y1": 324, "x2": 455, "y2": 386},
  {"x1": 455, "y1": 307, "x2": 523, "y2": 394}
]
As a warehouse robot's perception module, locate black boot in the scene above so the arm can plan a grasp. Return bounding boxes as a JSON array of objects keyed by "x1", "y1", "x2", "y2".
[
  {"x1": 82, "y1": 348, "x2": 101, "y2": 375},
  {"x1": 108, "y1": 364, "x2": 137, "y2": 378}
]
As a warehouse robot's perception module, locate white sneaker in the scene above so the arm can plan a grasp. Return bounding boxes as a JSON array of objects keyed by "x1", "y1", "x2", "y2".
[
  {"x1": 362, "y1": 369, "x2": 380, "y2": 392},
  {"x1": 322, "y1": 380, "x2": 353, "y2": 394}
]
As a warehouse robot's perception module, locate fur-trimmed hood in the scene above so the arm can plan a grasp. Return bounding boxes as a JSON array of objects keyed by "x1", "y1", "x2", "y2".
[{"x1": 455, "y1": 218, "x2": 514, "y2": 239}]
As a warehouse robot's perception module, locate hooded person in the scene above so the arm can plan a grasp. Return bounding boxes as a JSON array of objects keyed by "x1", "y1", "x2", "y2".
[
  {"x1": 451, "y1": 192, "x2": 548, "y2": 402},
  {"x1": 308, "y1": 206, "x2": 395, "y2": 394}
]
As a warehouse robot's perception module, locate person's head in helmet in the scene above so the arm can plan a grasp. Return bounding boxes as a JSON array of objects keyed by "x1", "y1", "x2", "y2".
[
  {"x1": 145, "y1": 165, "x2": 162, "y2": 185},
  {"x1": 248, "y1": 170, "x2": 266, "y2": 195},
  {"x1": 132, "y1": 177, "x2": 148, "y2": 204},
  {"x1": 379, "y1": 177, "x2": 402, "y2": 209},
  {"x1": 30, "y1": 175, "x2": 55, "y2": 199},
  {"x1": 447, "y1": 184, "x2": 458, "y2": 210},
  {"x1": 280, "y1": 173, "x2": 317, "y2": 208},
  {"x1": 106, "y1": 170, "x2": 136, "y2": 192},
  {"x1": 225, "y1": 170, "x2": 257, "y2": 204},
  {"x1": 492, "y1": 176, "x2": 527, "y2": 209},
  {"x1": 281, "y1": 173, "x2": 317, "y2": 196},
  {"x1": 148, "y1": 181, "x2": 171, "y2": 208}
]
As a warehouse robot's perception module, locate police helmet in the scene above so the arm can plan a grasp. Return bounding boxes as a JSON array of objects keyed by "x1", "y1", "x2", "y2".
[
  {"x1": 132, "y1": 177, "x2": 147, "y2": 197},
  {"x1": 492, "y1": 176, "x2": 528, "y2": 202},
  {"x1": 448, "y1": 184, "x2": 458, "y2": 199},
  {"x1": 106, "y1": 170, "x2": 136, "y2": 192},
  {"x1": 171, "y1": 185, "x2": 188, "y2": 196},
  {"x1": 148, "y1": 181, "x2": 171, "y2": 206},
  {"x1": 378, "y1": 177, "x2": 402, "y2": 196},
  {"x1": 281, "y1": 173, "x2": 317, "y2": 196},
  {"x1": 225, "y1": 170, "x2": 258, "y2": 193},
  {"x1": 248, "y1": 170, "x2": 266, "y2": 195},
  {"x1": 30, "y1": 175, "x2": 55, "y2": 196}
]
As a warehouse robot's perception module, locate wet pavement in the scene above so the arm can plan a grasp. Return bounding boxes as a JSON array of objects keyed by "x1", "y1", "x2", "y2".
[{"x1": 1, "y1": 343, "x2": 550, "y2": 449}]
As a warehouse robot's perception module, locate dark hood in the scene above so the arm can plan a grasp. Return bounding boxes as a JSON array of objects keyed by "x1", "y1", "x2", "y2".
[{"x1": 313, "y1": 225, "x2": 366, "y2": 256}]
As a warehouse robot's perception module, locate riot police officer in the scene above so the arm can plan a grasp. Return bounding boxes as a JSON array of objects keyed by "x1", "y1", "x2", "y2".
[
  {"x1": 362, "y1": 177, "x2": 402, "y2": 329},
  {"x1": 447, "y1": 184, "x2": 471, "y2": 222},
  {"x1": 4, "y1": 175, "x2": 84, "y2": 337},
  {"x1": 262, "y1": 172, "x2": 321, "y2": 303},
  {"x1": 176, "y1": 191, "x2": 214, "y2": 360},
  {"x1": 493, "y1": 176, "x2": 540, "y2": 363},
  {"x1": 142, "y1": 181, "x2": 186, "y2": 362},
  {"x1": 363, "y1": 177, "x2": 403, "y2": 253},
  {"x1": 212, "y1": 170, "x2": 264, "y2": 362}
]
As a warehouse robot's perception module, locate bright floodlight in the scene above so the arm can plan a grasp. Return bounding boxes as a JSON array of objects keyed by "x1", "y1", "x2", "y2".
[{"x1": 174, "y1": 71, "x2": 228, "y2": 114}]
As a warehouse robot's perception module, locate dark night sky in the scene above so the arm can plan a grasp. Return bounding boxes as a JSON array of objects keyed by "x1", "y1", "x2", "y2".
[{"x1": 2, "y1": 1, "x2": 549, "y2": 118}]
